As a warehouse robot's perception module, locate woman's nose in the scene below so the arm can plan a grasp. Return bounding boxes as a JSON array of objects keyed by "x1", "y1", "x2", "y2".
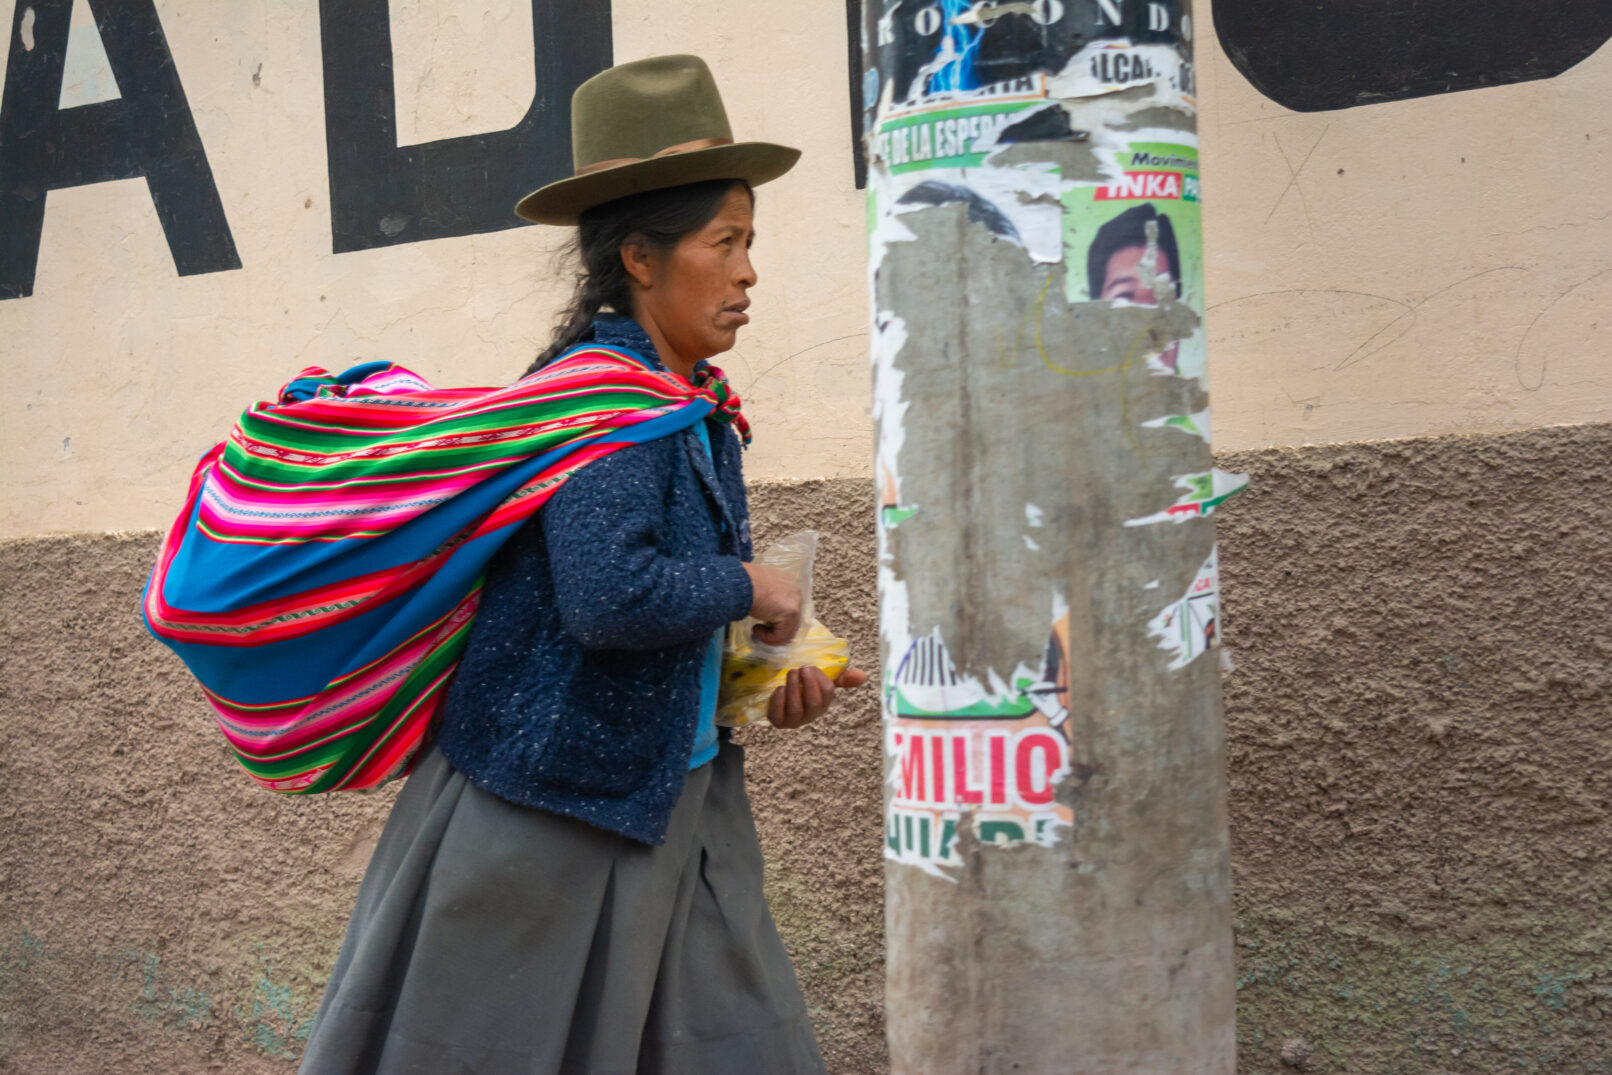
[{"x1": 735, "y1": 250, "x2": 757, "y2": 288}]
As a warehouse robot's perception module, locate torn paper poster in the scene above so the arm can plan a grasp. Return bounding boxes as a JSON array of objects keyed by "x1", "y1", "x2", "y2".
[
  {"x1": 1124, "y1": 468, "x2": 1248, "y2": 526},
  {"x1": 1060, "y1": 134, "x2": 1205, "y2": 380},
  {"x1": 863, "y1": 2, "x2": 1199, "y2": 277},
  {"x1": 1146, "y1": 546, "x2": 1220, "y2": 671},
  {"x1": 874, "y1": 160, "x2": 1075, "y2": 265},
  {"x1": 863, "y1": 0, "x2": 1191, "y2": 118},
  {"x1": 1141, "y1": 406, "x2": 1211, "y2": 442},
  {"x1": 882, "y1": 615, "x2": 1077, "y2": 875},
  {"x1": 886, "y1": 722, "x2": 1074, "y2": 877},
  {"x1": 871, "y1": 98, "x2": 1048, "y2": 175},
  {"x1": 1046, "y1": 40, "x2": 1197, "y2": 106}
]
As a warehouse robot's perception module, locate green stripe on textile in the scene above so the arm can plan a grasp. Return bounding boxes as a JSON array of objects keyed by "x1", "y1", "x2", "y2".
[
  {"x1": 288, "y1": 616, "x2": 473, "y2": 793},
  {"x1": 234, "y1": 389, "x2": 675, "y2": 457}
]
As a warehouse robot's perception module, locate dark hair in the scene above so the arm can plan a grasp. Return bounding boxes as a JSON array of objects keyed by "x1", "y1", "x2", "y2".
[
  {"x1": 1085, "y1": 202, "x2": 1182, "y2": 301},
  {"x1": 527, "y1": 179, "x2": 752, "y2": 373}
]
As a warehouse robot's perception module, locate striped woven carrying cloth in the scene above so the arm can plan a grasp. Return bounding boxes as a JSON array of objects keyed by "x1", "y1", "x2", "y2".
[{"x1": 143, "y1": 345, "x2": 750, "y2": 794}]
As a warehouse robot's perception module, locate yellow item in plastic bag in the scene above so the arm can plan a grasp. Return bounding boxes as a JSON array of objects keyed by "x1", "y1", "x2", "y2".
[
  {"x1": 717, "y1": 619, "x2": 850, "y2": 728},
  {"x1": 717, "y1": 530, "x2": 850, "y2": 728}
]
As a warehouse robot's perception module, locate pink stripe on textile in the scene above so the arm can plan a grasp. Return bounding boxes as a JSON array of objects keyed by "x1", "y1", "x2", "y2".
[
  {"x1": 256, "y1": 764, "x2": 335, "y2": 793},
  {"x1": 213, "y1": 455, "x2": 513, "y2": 494},
  {"x1": 336, "y1": 667, "x2": 457, "y2": 791},
  {"x1": 238, "y1": 390, "x2": 681, "y2": 456},
  {"x1": 145, "y1": 345, "x2": 748, "y2": 796},
  {"x1": 211, "y1": 617, "x2": 459, "y2": 767}
]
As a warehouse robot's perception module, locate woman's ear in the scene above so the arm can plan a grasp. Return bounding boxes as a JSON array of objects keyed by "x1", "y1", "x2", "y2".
[{"x1": 620, "y1": 236, "x2": 655, "y2": 292}]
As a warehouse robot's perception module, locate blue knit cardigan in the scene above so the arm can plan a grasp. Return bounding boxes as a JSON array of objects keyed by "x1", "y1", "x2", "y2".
[{"x1": 435, "y1": 315, "x2": 755, "y2": 845}]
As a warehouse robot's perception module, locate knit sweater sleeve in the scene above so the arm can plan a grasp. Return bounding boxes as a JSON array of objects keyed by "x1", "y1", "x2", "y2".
[{"x1": 541, "y1": 436, "x2": 754, "y2": 651}]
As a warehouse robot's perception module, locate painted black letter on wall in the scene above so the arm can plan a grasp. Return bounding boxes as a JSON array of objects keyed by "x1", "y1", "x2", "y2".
[
  {"x1": 1213, "y1": 0, "x2": 1612, "y2": 112},
  {"x1": 0, "y1": 0, "x2": 241, "y2": 300},
  {"x1": 319, "y1": 0, "x2": 611, "y2": 254}
]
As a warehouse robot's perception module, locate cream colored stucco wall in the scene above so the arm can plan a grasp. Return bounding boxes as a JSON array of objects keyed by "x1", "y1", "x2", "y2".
[
  {"x1": 1, "y1": 1, "x2": 1609, "y2": 538},
  {"x1": 1196, "y1": 25, "x2": 1612, "y2": 452}
]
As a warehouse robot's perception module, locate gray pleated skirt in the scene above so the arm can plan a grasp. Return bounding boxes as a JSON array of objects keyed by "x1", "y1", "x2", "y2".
[{"x1": 298, "y1": 741, "x2": 825, "y2": 1075}]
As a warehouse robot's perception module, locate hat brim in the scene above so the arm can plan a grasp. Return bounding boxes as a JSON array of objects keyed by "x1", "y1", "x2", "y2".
[{"x1": 514, "y1": 141, "x2": 801, "y2": 226}]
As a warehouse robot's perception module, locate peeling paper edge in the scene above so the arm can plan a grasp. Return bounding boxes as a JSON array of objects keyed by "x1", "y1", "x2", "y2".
[
  {"x1": 1145, "y1": 545, "x2": 1220, "y2": 672},
  {"x1": 880, "y1": 593, "x2": 1074, "y2": 877},
  {"x1": 881, "y1": 812, "x2": 1070, "y2": 882},
  {"x1": 1045, "y1": 40, "x2": 1196, "y2": 111},
  {"x1": 1123, "y1": 468, "x2": 1249, "y2": 527},
  {"x1": 871, "y1": 162, "x2": 1075, "y2": 268},
  {"x1": 1140, "y1": 406, "x2": 1212, "y2": 443}
]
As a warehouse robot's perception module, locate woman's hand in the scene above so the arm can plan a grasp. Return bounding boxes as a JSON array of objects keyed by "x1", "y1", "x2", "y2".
[
  {"x1": 743, "y1": 562, "x2": 803, "y2": 645},
  {"x1": 766, "y1": 666, "x2": 871, "y2": 729}
]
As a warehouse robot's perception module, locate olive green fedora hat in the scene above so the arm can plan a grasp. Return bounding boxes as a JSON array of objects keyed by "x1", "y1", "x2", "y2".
[{"x1": 515, "y1": 54, "x2": 800, "y2": 226}]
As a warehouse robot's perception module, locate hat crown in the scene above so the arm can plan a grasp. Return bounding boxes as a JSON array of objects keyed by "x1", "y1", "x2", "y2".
[
  {"x1": 516, "y1": 54, "x2": 798, "y2": 225},
  {"x1": 571, "y1": 55, "x2": 735, "y2": 171}
]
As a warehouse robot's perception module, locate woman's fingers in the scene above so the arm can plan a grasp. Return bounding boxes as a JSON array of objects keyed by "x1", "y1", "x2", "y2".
[
  {"x1": 751, "y1": 609, "x2": 801, "y2": 647},
  {"x1": 765, "y1": 666, "x2": 867, "y2": 729},
  {"x1": 835, "y1": 667, "x2": 869, "y2": 689},
  {"x1": 743, "y1": 563, "x2": 802, "y2": 641},
  {"x1": 766, "y1": 677, "x2": 788, "y2": 727},
  {"x1": 789, "y1": 668, "x2": 809, "y2": 725},
  {"x1": 766, "y1": 670, "x2": 800, "y2": 729},
  {"x1": 801, "y1": 666, "x2": 829, "y2": 712}
]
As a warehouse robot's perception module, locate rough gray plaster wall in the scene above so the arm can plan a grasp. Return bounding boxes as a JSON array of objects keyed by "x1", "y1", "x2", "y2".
[
  {"x1": 0, "y1": 532, "x2": 398, "y2": 1074},
  {"x1": 740, "y1": 481, "x2": 887, "y2": 1075},
  {"x1": 3, "y1": 422, "x2": 1611, "y2": 1072},
  {"x1": 1215, "y1": 425, "x2": 1612, "y2": 1073},
  {"x1": 0, "y1": 497, "x2": 887, "y2": 1075}
]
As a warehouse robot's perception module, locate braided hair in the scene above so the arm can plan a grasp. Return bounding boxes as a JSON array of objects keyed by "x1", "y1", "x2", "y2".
[{"x1": 528, "y1": 179, "x2": 752, "y2": 374}]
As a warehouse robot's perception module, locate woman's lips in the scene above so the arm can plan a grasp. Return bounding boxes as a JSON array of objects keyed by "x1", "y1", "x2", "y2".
[{"x1": 719, "y1": 301, "x2": 750, "y2": 327}]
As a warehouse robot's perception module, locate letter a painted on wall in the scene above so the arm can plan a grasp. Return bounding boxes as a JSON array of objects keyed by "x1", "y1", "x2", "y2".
[
  {"x1": 318, "y1": 0, "x2": 611, "y2": 254},
  {"x1": 0, "y1": 0, "x2": 242, "y2": 300}
]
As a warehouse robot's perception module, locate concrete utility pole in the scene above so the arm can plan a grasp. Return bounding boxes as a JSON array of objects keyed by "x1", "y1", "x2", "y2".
[{"x1": 861, "y1": 1, "x2": 1237, "y2": 1071}]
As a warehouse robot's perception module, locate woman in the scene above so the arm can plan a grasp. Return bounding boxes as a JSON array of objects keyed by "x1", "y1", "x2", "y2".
[{"x1": 298, "y1": 55, "x2": 865, "y2": 1074}]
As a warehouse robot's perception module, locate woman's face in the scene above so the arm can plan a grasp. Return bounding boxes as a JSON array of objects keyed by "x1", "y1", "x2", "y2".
[{"x1": 632, "y1": 185, "x2": 757, "y2": 368}]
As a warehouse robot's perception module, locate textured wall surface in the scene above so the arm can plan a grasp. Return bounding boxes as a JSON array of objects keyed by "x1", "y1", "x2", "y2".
[
  {"x1": 3, "y1": 423, "x2": 1611, "y2": 1073},
  {"x1": 0, "y1": 486, "x2": 888, "y2": 1075},
  {"x1": 0, "y1": 531, "x2": 388, "y2": 1074},
  {"x1": 1216, "y1": 424, "x2": 1612, "y2": 1073}
]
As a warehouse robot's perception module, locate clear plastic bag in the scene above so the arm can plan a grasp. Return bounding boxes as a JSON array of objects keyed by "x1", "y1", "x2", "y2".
[{"x1": 716, "y1": 530, "x2": 851, "y2": 728}]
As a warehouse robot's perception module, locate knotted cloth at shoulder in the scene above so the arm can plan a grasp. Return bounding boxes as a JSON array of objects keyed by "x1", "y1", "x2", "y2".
[
  {"x1": 142, "y1": 345, "x2": 750, "y2": 794},
  {"x1": 690, "y1": 362, "x2": 750, "y2": 448}
]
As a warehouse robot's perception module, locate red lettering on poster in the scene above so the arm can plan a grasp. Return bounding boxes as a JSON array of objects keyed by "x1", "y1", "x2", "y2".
[
  {"x1": 1016, "y1": 732, "x2": 1061, "y2": 806},
  {"x1": 953, "y1": 735, "x2": 984, "y2": 804},
  {"x1": 899, "y1": 731, "x2": 926, "y2": 802},
  {"x1": 988, "y1": 733, "x2": 1008, "y2": 805},
  {"x1": 1094, "y1": 171, "x2": 1183, "y2": 201}
]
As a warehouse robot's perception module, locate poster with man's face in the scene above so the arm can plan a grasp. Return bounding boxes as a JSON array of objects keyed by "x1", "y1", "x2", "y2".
[{"x1": 1064, "y1": 139, "x2": 1204, "y2": 380}]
